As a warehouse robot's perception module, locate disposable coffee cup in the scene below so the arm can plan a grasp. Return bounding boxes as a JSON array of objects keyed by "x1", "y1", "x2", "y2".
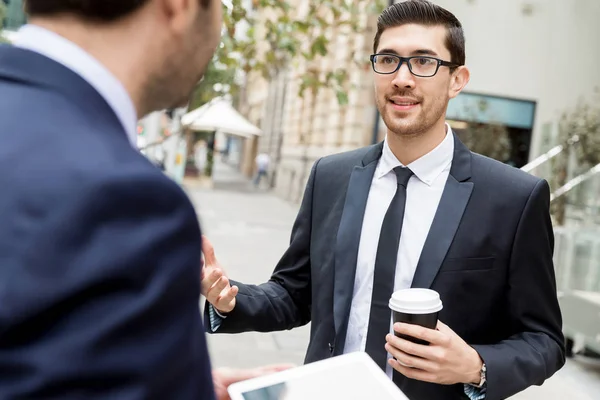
[{"x1": 389, "y1": 288, "x2": 443, "y2": 345}]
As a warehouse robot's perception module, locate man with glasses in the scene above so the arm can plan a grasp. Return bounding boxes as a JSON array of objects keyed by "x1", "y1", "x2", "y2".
[{"x1": 201, "y1": 1, "x2": 565, "y2": 399}]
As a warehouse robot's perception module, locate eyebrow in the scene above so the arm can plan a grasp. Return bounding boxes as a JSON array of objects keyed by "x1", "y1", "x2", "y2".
[{"x1": 377, "y1": 48, "x2": 439, "y2": 57}]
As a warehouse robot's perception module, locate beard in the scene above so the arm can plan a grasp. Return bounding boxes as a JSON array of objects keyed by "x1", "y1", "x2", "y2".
[
  {"x1": 142, "y1": 53, "x2": 209, "y2": 115},
  {"x1": 377, "y1": 90, "x2": 449, "y2": 138},
  {"x1": 140, "y1": 19, "x2": 218, "y2": 115}
]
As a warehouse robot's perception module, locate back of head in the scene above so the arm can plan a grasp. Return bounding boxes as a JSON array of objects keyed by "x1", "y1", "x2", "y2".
[
  {"x1": 25, "y1": 1, "x2": 148, "y2": 22},
  {"x1": 25, "y1": 0, "x2": 212, "y2": 22},
  {"x1": 373, "y1": 0, "x2": 466, "y2": 67},
  {"x1": 23, "y1": 0, "x2": 221, "y2": 115}
]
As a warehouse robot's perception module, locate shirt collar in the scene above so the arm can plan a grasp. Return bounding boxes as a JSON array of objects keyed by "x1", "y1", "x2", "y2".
[
  {"x1": 15, "y1": 24, "x2": 138, "y2": 147},
  {"x1": 377, "y1": 123, "x2": 455, "y2": 186}
]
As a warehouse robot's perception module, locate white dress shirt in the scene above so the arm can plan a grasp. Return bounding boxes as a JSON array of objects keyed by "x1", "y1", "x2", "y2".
[
  {"x1": 343, "y1": 125, "x2": 455, "y2": 379},
  {"x1": 14, "y1": 25, "x2": 138, "y2": 146}
]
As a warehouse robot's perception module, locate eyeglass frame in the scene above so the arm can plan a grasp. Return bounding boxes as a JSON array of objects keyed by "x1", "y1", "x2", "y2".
[{"x1": 369, "y1": 53, "x2": 460, "y2": 77}]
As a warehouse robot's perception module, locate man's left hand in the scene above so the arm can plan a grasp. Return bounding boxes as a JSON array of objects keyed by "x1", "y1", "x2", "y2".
[{"x1": 385, "y1": 321, "x2": 483, "y2": 386}]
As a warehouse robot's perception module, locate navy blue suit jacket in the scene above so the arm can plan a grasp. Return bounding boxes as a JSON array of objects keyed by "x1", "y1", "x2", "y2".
[{"x1": 0, "y1": 45, "x2": 214, "y2": 399}]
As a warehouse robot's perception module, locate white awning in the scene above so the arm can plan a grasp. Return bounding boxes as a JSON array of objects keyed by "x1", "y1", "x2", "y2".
[
  {"x1": 1, "y1": 30, "x2": 19, "y2": 43},
  {"x1": 181, "y1": 98, "x2": 262, "y2": 138}
]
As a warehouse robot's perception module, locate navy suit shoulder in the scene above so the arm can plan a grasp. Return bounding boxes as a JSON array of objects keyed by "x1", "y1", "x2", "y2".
[
  {"x1": 470, "y1": 152, "x2": 543, "y2": 193},
  {"x1": 310, "y1": 144, "x2": 381, "y2": 195},
  {"x1": 315, "y1": 144, "x2": 379, "y2": 177},
  {"x1": 317, "y1": 144, "x2": 376, "y2": 167},
  {"x1": 0, "y1": 46, "x2": 214, "y2": 400}
]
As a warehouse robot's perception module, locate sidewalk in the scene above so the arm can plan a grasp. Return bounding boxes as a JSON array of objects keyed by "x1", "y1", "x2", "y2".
[{"x1": 185, "y1": 162, "x2": 600, "y2": 400}]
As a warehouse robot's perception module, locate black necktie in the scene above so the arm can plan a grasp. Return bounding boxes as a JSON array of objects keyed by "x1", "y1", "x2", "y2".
[{"x1": 365, "y1": 166, "x2": 414, "y2": 370}]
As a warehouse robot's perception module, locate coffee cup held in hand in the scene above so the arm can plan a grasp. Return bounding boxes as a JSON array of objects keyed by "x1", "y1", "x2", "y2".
[{"x1": 389, "y1": 288, "x2": 443, "y2": 345}]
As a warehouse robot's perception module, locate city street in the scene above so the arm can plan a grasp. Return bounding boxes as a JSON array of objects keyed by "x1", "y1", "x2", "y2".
[{"x1": 185, "y1": 161, "x2": 600, "y2": 400}]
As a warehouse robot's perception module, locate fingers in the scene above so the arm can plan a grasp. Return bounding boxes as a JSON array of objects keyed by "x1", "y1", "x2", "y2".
[
  {"x1": 201, "y1": 268, "x2": 223, "y2": 296},
  {"x1": 386, "y1": 333, "x2": 437, "y2": 360},
  {"x1": 385, "y1": 338, "x2": 437, "y2": 371},
  {"x1": 207, "y1": 275, "x2": 230, "y2": 300},
  {"x1": 215, "y1": 364, "x2": 294, "y2": 387},
  {"x1": 435, "y1": 320, "x2": 452, "y2": 333},
  {"x1": 206, "y1": 275, "x2": 238, "y2": 313},
  {"x1": 202, "y1": 235, "x2": 218, "y2": 266},
  {"x1": 388, "y1": 359, "x2": 437, "y2": 383},
  {"x1": 213, "y1": 363, "x2": 296, "y2": 397},
  {"x1": 237, "y1": 364, "x2": 295, "y2": 380},
  {"x1": 393, "y1": 323, "x2": 444, "y2": 345},
  {"x1": 215, "y1": 284, "x2": 238, "y2": 306},
  {"x1": 257, "y1": 363, "x2": 296, "y2": 374}
]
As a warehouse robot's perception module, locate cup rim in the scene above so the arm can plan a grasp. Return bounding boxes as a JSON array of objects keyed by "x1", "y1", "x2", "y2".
[
  {"x1": 388, "y1": 300, "x2": 443, "y2": 314},
  {"x1": 388, "y1": 288, "x2": 443, "y2": 314}
]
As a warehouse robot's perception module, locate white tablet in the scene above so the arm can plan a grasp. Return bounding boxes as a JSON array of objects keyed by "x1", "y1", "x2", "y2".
[{"x1": 228, "y1": 351, "x2": 409, "y2": 400}]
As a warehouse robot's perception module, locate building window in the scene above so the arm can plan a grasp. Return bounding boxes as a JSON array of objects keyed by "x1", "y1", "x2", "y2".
[{"x1": 446, "y1": 92, "x2": 537, "y2": 168}]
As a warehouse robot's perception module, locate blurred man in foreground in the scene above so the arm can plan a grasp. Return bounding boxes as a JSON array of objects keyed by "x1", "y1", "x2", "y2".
[{"x1": 0, "y1": 0, "x2": 289, "y2": 399}]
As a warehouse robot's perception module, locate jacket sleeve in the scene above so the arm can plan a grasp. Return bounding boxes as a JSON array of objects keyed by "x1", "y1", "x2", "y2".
[
  {"x1": 472, "y1": 179, "x2": 566, "y2": 400},
  {"x1": 205, "y1": 159, "x2": 320, "y2": 334}
]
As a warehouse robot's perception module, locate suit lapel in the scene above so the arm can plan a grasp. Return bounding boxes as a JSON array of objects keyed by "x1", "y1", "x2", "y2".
[
  {"x1": 411, "y1": 134, "x2": 474, "y2": 289},
  {"x1": 333, "y1": 143, "x2": 383, "y2": 353}
]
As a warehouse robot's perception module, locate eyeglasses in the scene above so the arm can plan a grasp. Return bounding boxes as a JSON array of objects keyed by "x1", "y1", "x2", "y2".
[{"x1": 369, "y1": 54, "x2": 459, "y2": 77}]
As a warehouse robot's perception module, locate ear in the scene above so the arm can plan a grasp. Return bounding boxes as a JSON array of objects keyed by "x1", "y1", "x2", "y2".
[
  {"x1": 448, "y1": 66, "x2": 470, "y2": 99},
  {"x1": 158, "y1": 0, "x2": 199, "y2": 36}
]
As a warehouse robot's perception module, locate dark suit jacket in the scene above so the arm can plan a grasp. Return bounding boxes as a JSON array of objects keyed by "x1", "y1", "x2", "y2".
[
  {"x1": 0, "y1": 45, "x2": 214, "y2": 399},
  {"x1": 207, "y1": 133, "x2": 565, "y2": 400}
]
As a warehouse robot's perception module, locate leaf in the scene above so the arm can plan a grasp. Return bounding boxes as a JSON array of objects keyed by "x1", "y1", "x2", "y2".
[
  {"x1": 310, "y1": 35, "x2": 329, "y2": 57},
  {"x1": 332, "y1": 7, "x2": 342, "y2": 19},
  {"x1": 336, "y1": 91, "x2": 349, "y2": 106},
  {"x1": 292, "y1": 20, "x2": 312, "y2": 34},
  {"x1": 298, "y1": 51, "x2": 310, "y2": 61},
  {"x1": 279, "y1": 38, "x2": 297, "y2": 55}
]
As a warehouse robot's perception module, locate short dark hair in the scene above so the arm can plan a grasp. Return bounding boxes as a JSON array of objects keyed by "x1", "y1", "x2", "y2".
[
  {"x1": 373, "y1": 0, "x2": 466, "y2": 66},
  {"x1": 25, "y1": 0, "x2": 212, "y2": 22}
]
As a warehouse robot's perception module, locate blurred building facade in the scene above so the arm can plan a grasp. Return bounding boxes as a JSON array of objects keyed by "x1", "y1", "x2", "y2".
[
  {"x1": 243, "y1": 0, "x2": 600, "y2": 203},
  {"x1": 240, "y1": 1, "x2": 381, "y2": 202}
]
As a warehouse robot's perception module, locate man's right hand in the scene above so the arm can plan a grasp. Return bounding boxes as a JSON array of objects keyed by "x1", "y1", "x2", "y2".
[
  {"x1": 201, "y1": 236, "x2": 239, "y2": 314},
  {"x1": 212, "y1": 364, "x2": 295, "y2": 400}
]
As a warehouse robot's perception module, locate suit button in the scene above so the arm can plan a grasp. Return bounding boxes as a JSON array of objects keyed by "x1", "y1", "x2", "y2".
[{"x1": 328, "y1": 342, "x2": 334, "y2": 354}]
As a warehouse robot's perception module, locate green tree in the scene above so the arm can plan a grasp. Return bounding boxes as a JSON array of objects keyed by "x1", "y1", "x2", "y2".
[
  {"x1": 190, "y1": 0, "x2": 387, "y2": 109},
  {"x1": 188, "y1": 61, "x2": 239, "y2": 111}
]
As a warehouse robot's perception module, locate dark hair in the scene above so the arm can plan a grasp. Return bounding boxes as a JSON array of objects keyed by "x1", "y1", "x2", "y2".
[
  {"x1": 25, "y1": 0, "x2": 213, "y2": 22},
  {"x1": 373, "y1": 0, "x2": 465, "y2": 66}
]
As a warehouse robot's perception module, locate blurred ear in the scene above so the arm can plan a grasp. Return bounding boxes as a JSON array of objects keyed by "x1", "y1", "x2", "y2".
[
  {"x1": 448, "y1": 66, "x2": 470, "y2": 99},
  {"x1": 158, "y1": 0, "x2": 199, "y2": 36}
]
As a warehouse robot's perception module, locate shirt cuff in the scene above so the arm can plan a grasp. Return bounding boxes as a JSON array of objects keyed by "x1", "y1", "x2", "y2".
[
  {"x1": 208, "y1": 304, "x2": 226, "y2": 332},
  {"x1": 464, "y1": 383, "x2": 486, "y2": 400}
]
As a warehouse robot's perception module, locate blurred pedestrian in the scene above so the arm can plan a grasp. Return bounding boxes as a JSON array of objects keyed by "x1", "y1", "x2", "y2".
[{"x1": 254, "y1": 152, "x2": 270, "y2": 187}]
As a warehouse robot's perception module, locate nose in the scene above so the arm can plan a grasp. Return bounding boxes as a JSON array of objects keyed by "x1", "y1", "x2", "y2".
[{"x1": 391, "y1": 62, "x2": 415, "y2": 89}]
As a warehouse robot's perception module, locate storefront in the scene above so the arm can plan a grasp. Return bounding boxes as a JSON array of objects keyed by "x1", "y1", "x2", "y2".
[{"x1": 446, "y1": 92, "x2": 537, "y2": 168}]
